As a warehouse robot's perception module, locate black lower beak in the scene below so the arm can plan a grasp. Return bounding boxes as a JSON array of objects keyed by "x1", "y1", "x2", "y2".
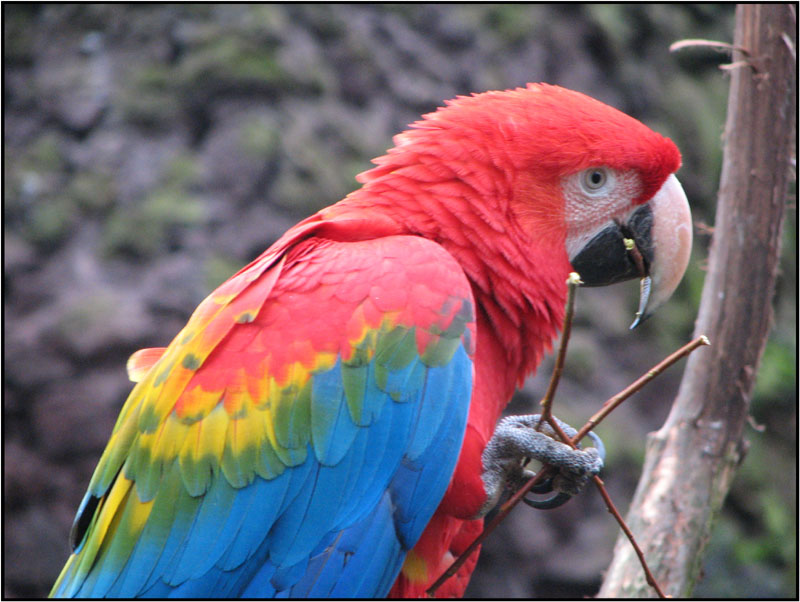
[{"x1": 570, "y1": 204, "x2": 653, "y2": 287}]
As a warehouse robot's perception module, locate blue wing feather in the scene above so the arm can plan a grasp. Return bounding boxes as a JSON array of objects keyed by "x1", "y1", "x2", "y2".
[
  {"x1": 52, "y1": 235, "x2": 475, "y2": 598},
  {"x1": 311, "y1": 358, "x2": 361, "y2": 465}
]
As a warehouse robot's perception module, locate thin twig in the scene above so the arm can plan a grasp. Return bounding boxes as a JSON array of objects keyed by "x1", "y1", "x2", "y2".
[
  {"x1": 572, "y1": 335, "x2": 710, "y2": 445},
  {"x1": 669, "y1": 38, "x2": 749, "y2": 55},
  {"x1": 539, "y1": 272, "x2": 582, "y2": 425},
  {"x1": 425, "y1": 463, "x2": 552, "y2": 595},
  {"x1": 543, "y1": 419, "x2": 668, "y2": 598},
  {"x1": 593, "y1": 477, "x2": 668, "y2": 598}
]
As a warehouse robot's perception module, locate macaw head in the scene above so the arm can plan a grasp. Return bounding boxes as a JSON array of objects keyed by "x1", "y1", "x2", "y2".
[{"x1": 355, "y1": 83, "x2": 692, "y2": 329}]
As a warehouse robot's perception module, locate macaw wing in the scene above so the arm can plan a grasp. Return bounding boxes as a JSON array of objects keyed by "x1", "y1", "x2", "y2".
[{"x1": 51, "y1": 232, "x2": 475, "y2": 598}]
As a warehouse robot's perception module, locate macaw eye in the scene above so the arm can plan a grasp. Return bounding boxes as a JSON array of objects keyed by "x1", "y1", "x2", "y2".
[{"x1": 580, "y1": 168, "x2": 609, "y2": 193}]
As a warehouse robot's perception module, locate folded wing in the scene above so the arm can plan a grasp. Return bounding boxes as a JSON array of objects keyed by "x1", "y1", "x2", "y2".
[{"x1": 51, "y1": 233, "x2": 475, "y2": 598}]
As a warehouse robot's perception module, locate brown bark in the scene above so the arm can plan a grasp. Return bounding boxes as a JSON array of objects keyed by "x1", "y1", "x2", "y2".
[{"x1": 599, "y1": 4, "x2": 796, "y2": 598}]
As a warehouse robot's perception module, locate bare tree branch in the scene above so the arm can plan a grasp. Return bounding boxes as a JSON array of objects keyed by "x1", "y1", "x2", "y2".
[{"x1": 599, "y1": 4, "x2": 796, "y2": 597}]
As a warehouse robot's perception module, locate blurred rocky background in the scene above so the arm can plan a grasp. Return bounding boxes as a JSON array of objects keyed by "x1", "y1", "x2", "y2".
[{"x1": 4, "y1": 4, "x2": 795, "y2": 598}]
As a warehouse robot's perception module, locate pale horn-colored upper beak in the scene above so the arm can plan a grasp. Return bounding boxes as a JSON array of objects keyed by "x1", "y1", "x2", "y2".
[{"x1": 630, "y1": 173, "x2": 693, "y2": 328}]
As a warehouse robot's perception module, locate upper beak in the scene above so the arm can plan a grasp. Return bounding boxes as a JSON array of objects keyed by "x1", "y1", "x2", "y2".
[{"x1": 570, "y1": 174, "x2": 693, "y2": 328}]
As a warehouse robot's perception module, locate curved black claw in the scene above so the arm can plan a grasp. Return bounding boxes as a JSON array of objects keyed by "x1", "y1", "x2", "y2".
[
  {"x1": 528, "y1": 475, "x2": 555, "y2": 494},
  {"x1": 523, "y1": 490, "x2": 572, "y2": 510}
]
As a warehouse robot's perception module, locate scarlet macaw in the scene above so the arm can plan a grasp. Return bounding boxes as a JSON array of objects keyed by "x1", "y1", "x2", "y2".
[{"x1": 51, "y1": 83, "x2": 692, "y2": 598}]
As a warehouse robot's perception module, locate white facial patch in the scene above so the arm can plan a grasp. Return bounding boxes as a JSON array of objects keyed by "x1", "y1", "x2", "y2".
[{"x1": 563, "y1": 168, "x2": 643, "y2": 260}]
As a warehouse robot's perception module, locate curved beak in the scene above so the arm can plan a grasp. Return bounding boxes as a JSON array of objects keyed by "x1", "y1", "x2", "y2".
[{"x1": 570, "y1": 174, "x2": 693, "y2": 328}]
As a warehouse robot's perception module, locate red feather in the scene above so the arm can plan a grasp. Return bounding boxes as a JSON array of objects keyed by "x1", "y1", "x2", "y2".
[{"x1": 74, "y1": 83, "x2": 681, "y2": 598}]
